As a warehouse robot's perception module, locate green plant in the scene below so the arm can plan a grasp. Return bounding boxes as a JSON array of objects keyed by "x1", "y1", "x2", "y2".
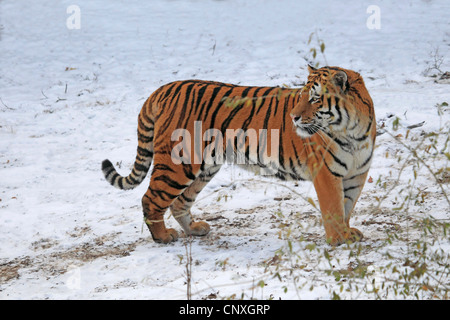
[
  {"x1": 263, "y1": 103, "x2": 450, "y2": 299},
  {"x1": 307, "y1": 30, "x2": 328, "y2": 68}
]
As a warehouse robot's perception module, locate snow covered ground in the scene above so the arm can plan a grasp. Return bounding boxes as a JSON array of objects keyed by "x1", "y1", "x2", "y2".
[{"x1": 0, "y1": 0, "x2": 449, "y2": 299}]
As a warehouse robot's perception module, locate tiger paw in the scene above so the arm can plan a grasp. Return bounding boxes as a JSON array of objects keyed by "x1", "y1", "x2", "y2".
[
  {"x1": 151, "y1": 228, "x2": 179, "y2": 244},
  {"x1": 188, "y1": 221, "x2": 210, "y2": 236},
  {"x1": 347, "y1": 227, "x2": 364, "y2": 242},
  {"x1": 327, "y1": 228, "x2": 364, "y2": 246}
]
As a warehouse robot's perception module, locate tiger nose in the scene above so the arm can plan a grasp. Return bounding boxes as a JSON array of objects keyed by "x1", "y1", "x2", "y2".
[{"x1": 291, "y1": 114, "x2": 301, "y2": 123}]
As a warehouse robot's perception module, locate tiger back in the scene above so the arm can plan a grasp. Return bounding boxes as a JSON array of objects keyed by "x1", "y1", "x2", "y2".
[{"x1": 102, "y1": 65, "x2": 376, "y2": 245}]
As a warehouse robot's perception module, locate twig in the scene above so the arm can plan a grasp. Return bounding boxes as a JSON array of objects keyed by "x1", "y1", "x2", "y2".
[
  {"x1": 184, "y1": 235, "x2": 193, "y2": 300},
  {"x1": 0, "y1": 97, "x2": 15, "y2": 110},
  {"x1": 211, "y1": 39, "x2": 216, "y2": 56},
  {"x1": 388, "y1": 130, "x2": 450, "y2": 206},
  {"x1": 406, "y1": 121, "x2": 425, "y2": 130}
]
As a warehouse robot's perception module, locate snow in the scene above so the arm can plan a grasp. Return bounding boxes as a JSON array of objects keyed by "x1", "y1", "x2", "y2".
[{"x1": 0, "y1": 0, "x2": 449, "y2": 300}]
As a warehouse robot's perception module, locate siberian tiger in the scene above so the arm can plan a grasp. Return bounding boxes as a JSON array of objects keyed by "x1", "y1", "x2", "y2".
[{"x1": 102, "y1": 65, "x2": 376, "y2": 245}]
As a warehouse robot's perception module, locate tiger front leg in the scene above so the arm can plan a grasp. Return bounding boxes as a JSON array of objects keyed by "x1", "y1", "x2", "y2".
[
  {"x1": 342, "y1": 171, "x2": 370, "y2": 243},
  {"x1": 313, "y1": 169, "x2": 363, "y2": 246},
  {"x1": 170, "y1": 166, "x2": 221, "y2": 237}
]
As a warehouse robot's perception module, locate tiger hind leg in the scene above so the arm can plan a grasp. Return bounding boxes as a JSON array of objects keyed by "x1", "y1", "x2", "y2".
[
  {"x1": 142, "y1": 189, "x2": 180, "y2": 244},
  {"x1": 142, "y1": 161, "x2": 202, "y2": 243},
  {"x1": 171, "y1": 165, "x2": 221, "y2": 237}
]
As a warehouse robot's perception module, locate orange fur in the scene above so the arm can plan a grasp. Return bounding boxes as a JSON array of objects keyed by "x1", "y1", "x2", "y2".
[{"x1": 102, "y1": 66, "x2": 376, "y2": 245}]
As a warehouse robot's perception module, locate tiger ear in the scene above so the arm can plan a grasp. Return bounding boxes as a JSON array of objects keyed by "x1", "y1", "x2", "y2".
[
  {"x1": 332, "y1": 71, "x2": 348, "y2": 92},
  {"x1": 307, "y1": 64, "x2": 317, "y2": 74}
]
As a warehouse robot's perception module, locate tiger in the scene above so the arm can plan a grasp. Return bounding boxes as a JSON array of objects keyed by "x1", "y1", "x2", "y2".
[{"x1": 102, "y1": 65, "x2": 376, "y2": 246}]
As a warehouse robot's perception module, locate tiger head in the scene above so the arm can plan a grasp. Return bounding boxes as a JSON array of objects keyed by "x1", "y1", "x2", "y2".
[{"x1": 291, "y1": 65, "x2": 350, "y2": 138}]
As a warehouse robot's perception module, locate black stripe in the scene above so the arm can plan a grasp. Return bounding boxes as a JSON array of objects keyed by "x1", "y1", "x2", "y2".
[
  {"x1": 138, "y1": 116, "x2": 153, "y2": 132},
  {"x1": 171, "y1": 81, "x2": 187, "y2": 99},
  {"x1": 158, "y1": 81, "x2": 180, "y2": 104},
  {"x1": 134, "y1": 162, "x2": 149, "y2": 172},
  {"x1": 196, "y1": 99, "x2": 209, "y2": 121},
  {"x1": 278, "y1": 134, "x2": 285, "y2": 171},
  {"x1": 137, "y1": 146, "x2": 153, "y2": 157},
  {"x1": 154, "y1": 175, "x2": 189, "y2": 190},
  {"x1": 182, "y1": 85, "x2": 201, "y2": 130},
  {"x1": 275, "y1": 172, "x2": 287, "y2": 181},
  {"x1": 180, "y1": 193, "x2": 194, "y2": 203},
  {"x1": 237, "y1": 86, "x2": 255, "y2": 130},
  {"x1": 103, "y1": 167, "x2": 115, "y2": 179},
  {"x1": 325, "y1": 148, "x2": 348, "y2": 170},
  {"x1": 318, "y1": 110, "x2": 334, "y2": 117},
  {"x1": 244, "y1": 144, "x2": 251, "y2": 162},
  {"x1": 290, "y1": 140, "x2": 300, "y2": 165},
  {"x1": 350, "y1": 87, "x2": 371, "y2": 109},
  {"x1": 323, "y1": 161, "x2": 344, "y2": 178},
  {"x1": 176, "y1": 83, "x2": 196, "y2": 128},
  {"x1": 272, "y1": 90, "x2": 281, "y2": 117},
  {"x1": 289, "y1": 173, "x2": 298, "y2": 180},
  {"x1": 126, "y1": 175, "x2": 138, "y2": 185},
  {"x1": 130, "y1": 168, "x2": 142, "y2": 180},
  {"x1": 202, "y1": 86, "x2": 224, "y2": 123},
  {"x1": 151, "y1": 188, "x2": 178, "y2": 201},
  {"x1": 289, "y1": 157, "x2": 296, "y2": 176},
  {"x1": 141, "y1": 107, "x2": 154, "y2": 126},
  {"x1": 344, "y1": 185, "x2": 361, "y2": 193},
  {"x1": 241, "y1": 89, "x2": 258, "y2": 131},
  {"x1": 282, "y1": 91, "x2": 297, "y2": 133},
  {"x1": 348, "y1": 118, "x2": 359, "y2": 131},
  {"x1": 263, "y1": 94, "x2": 275, "y2": 130},
  {"x1": 342, "y1": 103, "x2": 350, "y2": 123},
  {"x1": 330, "y1": 103, "x2": 342, "y2": 125},
  {"x1": 138, "y1": 132, "x2": 153, "y2": 143},
  {"x1": 154, "y1": 83, "x2": 179, "y2": 120},
  {"x1": 357, "y1": 151, "x2": 373, "y2": 170},
  {"x1": 153, "y1": 163, "x2": 176, "y2": 173},
  {"x1": 241, "y1": 87, "x2": 252, "y2": 98},
  {"x1": 157, "y1": 88, "x2": 184, "y2": 136},
  {"x1": 136, "y1": 155, "x2": 148, "y2": 163},
  {"x1": 256, "y1": 88, "x2": 276, "y2": 114},
  {"x1": 326, "y1": 96, "x2": 333, "y2": 109},
  {"x1": 143, "y1": 193, "x2": 166, "y2": 212},
  {"x1": 210, "y1": 87, "x2": 234, "y2": 130},
  {"x1": 343, "y1": 170, "x2": 368, "y2": 181},
  {"x1": 290, "y1": 139, "x2": 305, "y2": 170},
  {"x1": 220, "y1": 99, "x2": 247, "y2": 133},
  {"x1": 318, "y1": 149, "x2": 344, "y2": 178},
  {"x1": 322, "y1": 131, "x2": 352, "y2": 152},
  {"x1": 193, "y1": 84, "x2": 208, "y2": 115},
  {"x1": 183, "y1": 164, "x2": 197, "y2": 181},
  {"x1": 110, "y1": 173, "x2": 119, "y2": 186},
  {"x1": 354, "y1": 120, "x2": 373, "y2": 141}
]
